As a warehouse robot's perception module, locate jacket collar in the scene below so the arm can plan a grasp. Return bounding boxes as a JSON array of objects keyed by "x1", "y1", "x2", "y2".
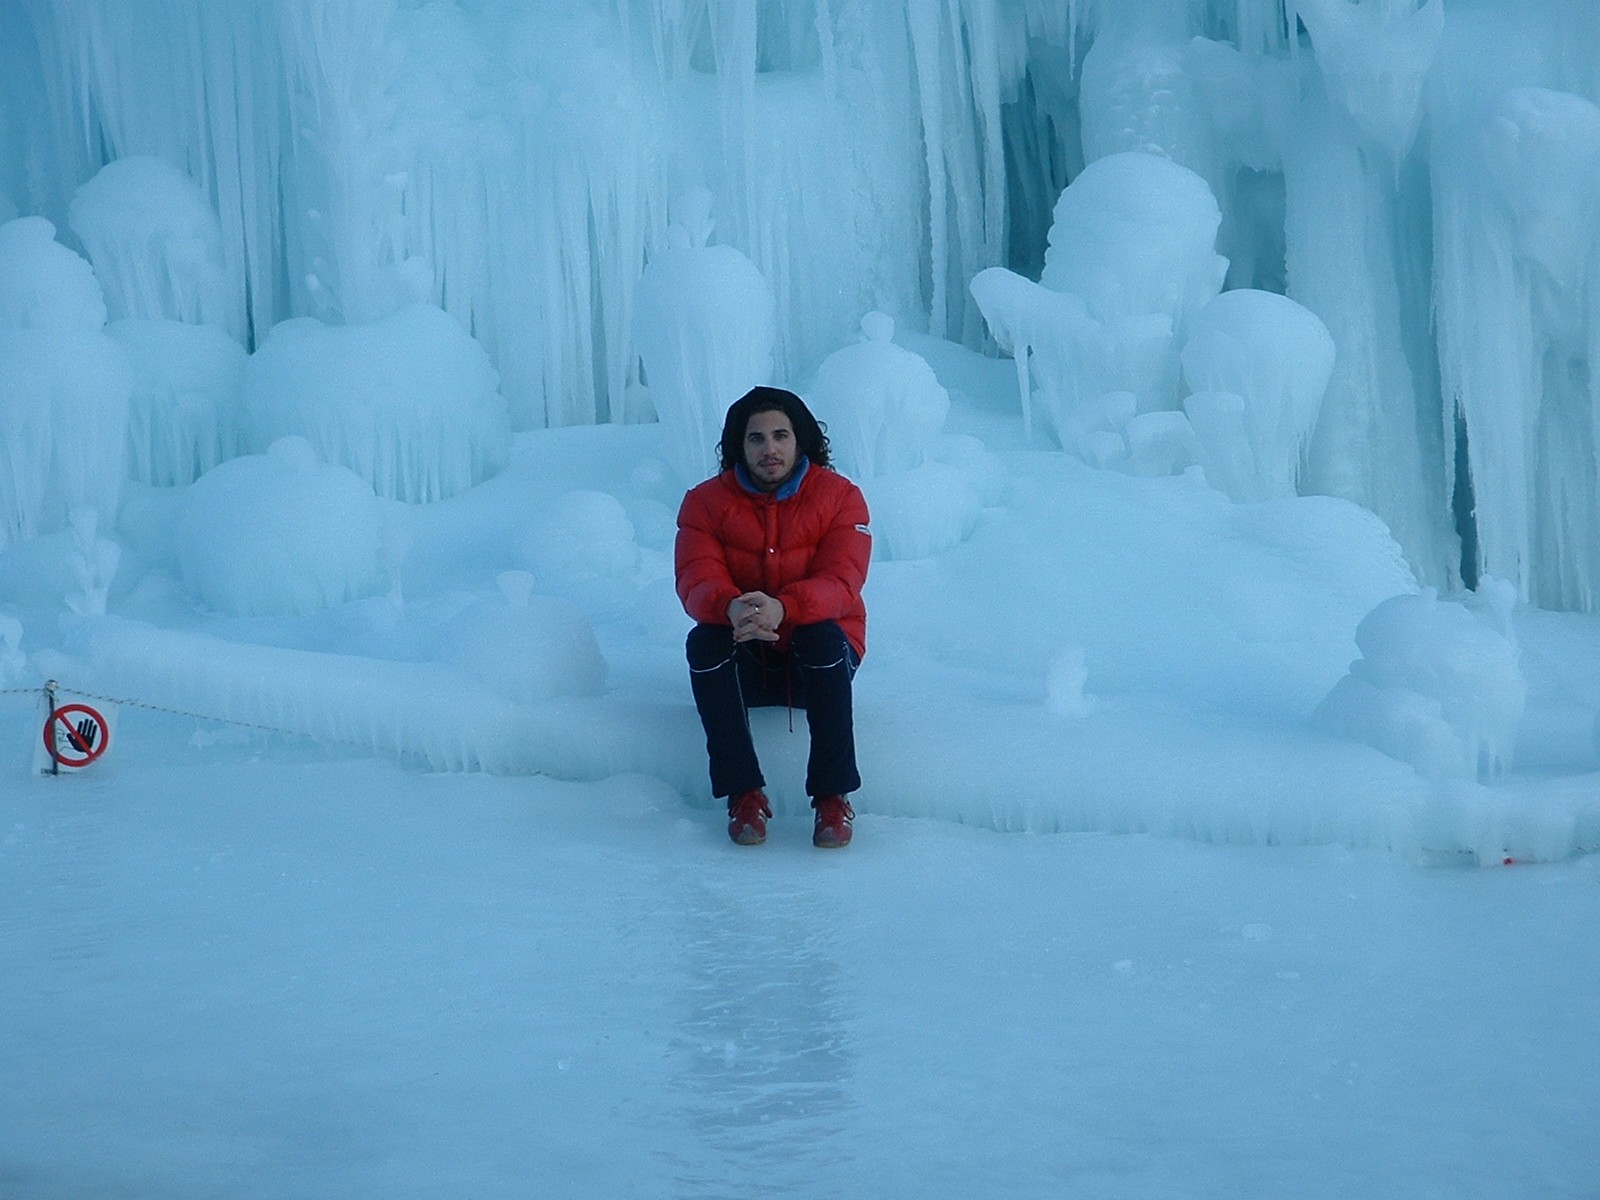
[{"x1": 734, "y1": 456, "x2": 810, "y2": 500}]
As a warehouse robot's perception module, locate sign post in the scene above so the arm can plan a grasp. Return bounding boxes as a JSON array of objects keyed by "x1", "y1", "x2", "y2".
[{"x1": 35, "y1": 683, "x2": 117, "y2": 774}]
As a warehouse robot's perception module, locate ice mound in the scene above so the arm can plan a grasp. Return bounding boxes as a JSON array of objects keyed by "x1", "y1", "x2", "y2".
[
  {"x1": 244, "y1": 304, "x2": 510, "y2": 503},
  {"x1": 439, "y1": 570, "x2": 607, "y2": 705},
  {"x1": 1316, "y1": 583, "x2": 1526, "y2": 781},
  {"x1": 176, "y1": 436, "x2": 383, "y2": 618},
  {"x1": 67, "y1": 156, "x2": 232, "y2": 330},
  {"x1": 109, "y1": 319, "x2": 246, "y2": 487},
  {"x1": 515, "y1": 489, "x2": 640, "y2": 602},
  {"x1": 807, "y1": 314, "x2": 983, "y2": 561},
  {"x1": 808, "y1": 313, "x2": 949, "y2": 480},
  {"x1": 1040, "y1": 152, "x2": 1226, "y2": 338},
  {"x1": 1298, "y1": 0, "x2": 1443, "y2": 165},
  {"x1": 1181, "y1": 289, "x2": 1335, "y2": 501},
  {"x1": 0, "y1": 217, "x2": 108, "y2": 331},
  {"x1": 633, "y1": 192, "x2": 776, "y2": 483}
]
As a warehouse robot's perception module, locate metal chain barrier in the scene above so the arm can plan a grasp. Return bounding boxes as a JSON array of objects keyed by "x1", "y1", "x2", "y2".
[{"x1": 2, "y1": 681, "x2": 386, "y2": 753}]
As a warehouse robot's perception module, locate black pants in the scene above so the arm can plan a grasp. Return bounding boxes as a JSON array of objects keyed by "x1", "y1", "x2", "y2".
[{"x1": 686, "y1": 621, "x2": 861, "y2": 800}]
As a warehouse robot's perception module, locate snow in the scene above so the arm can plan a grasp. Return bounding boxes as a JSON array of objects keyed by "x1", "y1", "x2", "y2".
[{"x1": 3, "y1": 3, "x2": 1600, "y2": 1193}]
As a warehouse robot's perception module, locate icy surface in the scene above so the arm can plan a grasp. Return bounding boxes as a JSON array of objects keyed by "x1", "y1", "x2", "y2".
[
  {"x1": 243, "y1": 304, "x2": 509, "y2": 503},
  {"x1": 1, "y1": 752, "x2": 1597, "y2": 1198}
]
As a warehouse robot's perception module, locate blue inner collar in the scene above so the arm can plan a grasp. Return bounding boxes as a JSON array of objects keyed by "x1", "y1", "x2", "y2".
[{"x1": 735, "y1": 456, "x2": 809, "y2": 499}]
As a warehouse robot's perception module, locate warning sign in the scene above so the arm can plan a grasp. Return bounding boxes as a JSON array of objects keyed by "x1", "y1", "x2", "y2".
[{"x1": 35, "y1": 693, "x2": 118, "y2": 773}]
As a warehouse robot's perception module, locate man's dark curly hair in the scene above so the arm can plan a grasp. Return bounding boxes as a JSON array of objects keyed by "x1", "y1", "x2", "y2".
[{"x1": 717, "y1": 386, "x2": 832, "y2": 473}]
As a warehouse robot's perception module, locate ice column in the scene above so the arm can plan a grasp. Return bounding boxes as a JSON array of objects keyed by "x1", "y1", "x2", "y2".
[{"x1": 1433, "y1": 84, "x2": 1600, "y2": 608}]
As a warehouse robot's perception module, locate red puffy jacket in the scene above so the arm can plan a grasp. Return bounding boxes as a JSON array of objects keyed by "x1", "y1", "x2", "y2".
[{"x1": 675, "y1": 461, "x2": 871, "y2": 657}]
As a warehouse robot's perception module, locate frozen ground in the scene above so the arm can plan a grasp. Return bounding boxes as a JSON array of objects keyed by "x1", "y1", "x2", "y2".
[{"x1": 4, "y1": 734, "x2": 1599, "y2": 1200}]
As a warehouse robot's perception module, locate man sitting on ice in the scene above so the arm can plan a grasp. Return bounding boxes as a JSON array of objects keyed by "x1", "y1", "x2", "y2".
[{"x1": 674, "y1": 386, "x2": 871, "y2": 848}]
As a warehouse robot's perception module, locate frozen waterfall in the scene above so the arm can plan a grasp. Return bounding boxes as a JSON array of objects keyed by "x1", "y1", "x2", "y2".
[{"x1": 3, "y1": 0, "x2": 1600, "y2": 606}]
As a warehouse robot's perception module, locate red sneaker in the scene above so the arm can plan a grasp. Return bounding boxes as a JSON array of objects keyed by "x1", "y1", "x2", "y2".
[
  {"x1": 811, "y1": 795, "x2": 854, "y2": 848},
  {"x1": 727, "y1": 789, "x2": 772, "y2": 845}
]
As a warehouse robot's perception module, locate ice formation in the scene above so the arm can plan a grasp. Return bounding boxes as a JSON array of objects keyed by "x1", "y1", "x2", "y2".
[
  {"x1": 3, "y1": 1, "x2": 1600, "y2": 607},
  {"x1": 176, "y1": 436, "x2": 383, "y2": 618},
  {"x1": 632, "y1": 202, "x2": 777, "y2": 484},
  {"x1": 1316, "y1": 582, "x2": 1526, "y2": 782},
  {"x1": 440, "y1": 570, "x2": 607, "y2": 706},
  {"x1": 243, "y1": 304, "x2": 509, "y2": 504},
  {"x1": 972, "y1": 152, "x2": 1224, "y2": 456},
  {"x1": 1434, "y1": 76, "x2": 1600, "y2": 608},
  {"x1": 62, "y1": 506, "x2": 121, "y2": 618},
  {"x1": 1180, "y1": 288, "x2": 1335, "y2": 501},
  {"x1": 67, "y1": 156, "x2": 234, "y2": 334},
  {"x1": 108, "y1": 319, "x2": 246, "y2": 487}
]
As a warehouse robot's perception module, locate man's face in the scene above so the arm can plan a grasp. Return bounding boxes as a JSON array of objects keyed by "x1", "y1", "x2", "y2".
[{"x1": 742, "y1": 408, "x2": 798, "y2": 491}]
